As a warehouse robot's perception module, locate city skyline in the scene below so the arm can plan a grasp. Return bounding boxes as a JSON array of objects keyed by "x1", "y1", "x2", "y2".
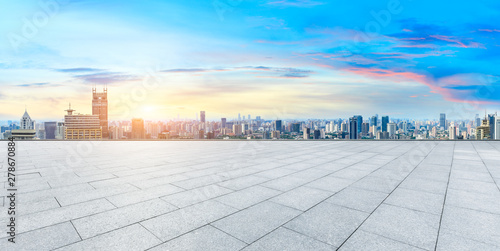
[{"x1": 1, "y1": 1, "x2": 500, "y2": 120}]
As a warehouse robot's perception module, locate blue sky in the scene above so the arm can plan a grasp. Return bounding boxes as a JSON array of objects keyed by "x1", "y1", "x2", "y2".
[{"x1": 0, "y1": 0, "x2": 499, "y2": 120}]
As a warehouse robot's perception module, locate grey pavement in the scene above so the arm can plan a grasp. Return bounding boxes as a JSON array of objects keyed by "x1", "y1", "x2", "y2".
[{"x1": 0, "y1": 141, "x2": 500, "y2": 250}]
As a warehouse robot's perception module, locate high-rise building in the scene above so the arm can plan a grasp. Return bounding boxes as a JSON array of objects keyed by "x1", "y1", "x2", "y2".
[
  {"x1": 476, "y1": 116, "x2": 491, "y2": 140},
  {"x1": 349, "y1": 117, "x2": 358, "y2": 140},
  {"x1": 495, "y1": 115, "x2": 500, "y2": 140},
  {"x1": 92, "y1": 88, "x2": 108, "y2": 138},
  {"x1": 44, "y1": 122, "x2": 57, "y2": 139},
  {"x1": 381, "y1": 116, "x2": 389, "y2": 132},
  {"x1": 449, "y1": 126, "x2": 457, "y2": 140},
  {"x1": 370, "y1": 115, "x2": 378, "y2": 127},
  {"x1": 233, "y1": 124, "x2": 242, "y2": 135},
  {"x1": 200, "y1": 111, "x2": 206, "y2": 123},
  {"x1": 11, "y1": 109, "x2": 36, "y2": 139},
  {"x1": 292, "y1": 123, "x2": 300, "y2": 133},
  {"x1": 475, "y1": 114, "x2": 481, "y2": 127},
  {"x1": 131, "y1": 118, "x2": 145, "y2": 139},
  {"x1": 439, "y1": 113, "x2": 446, "y2": 130},
  {"x1": 221, "y1": 118, "x2": 226, "y2": 128},
  {"x1": 361, "y1": 123, "x2": 369, "y2": 136},
  {"x1": 355, "y1": 115, "x2": 362, "y2": 134},
  {"x1": 64, "y1": 105, "x2": 102, "y2": 139},
  {"x1": 388, "y1": 123, "x2": 396, "y2": 138},
  {"x1": 488, "y1": 114, "x2": 496, "y2": 139},
  {"x1": 275, "y1": 120, "x2": 282, "y2": 132},
  {"x1": 313, "y1": 130, "x2": 320, "y2": 139},
  {"x1": 303, "y1": 127, "x2": 310, "y2": 139}
]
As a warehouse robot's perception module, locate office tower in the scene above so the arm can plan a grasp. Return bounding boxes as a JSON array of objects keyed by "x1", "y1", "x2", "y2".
[
  {"x1": 496, "y1": 115, "x2": 500, "y2": 140},
  {"x1": 388, "y1": 123, "x2": 396, "y2": 138},
  {"x1": 238, "y1": 113, "x2": 241, "y2": 121},
  {"x1": 292, "y1": 123, "x2": 300, "y2": 133},
  {"x1": 200, "y1": 111, "x2": 206, "y2": 123},
  {"x1": 44, "y1": 122, "x2": 57, "y2": 139},
  {"x1": 370, "y1": 115, "x2": 378, "y2": 127},
  {"x1": 20, "y1": 109, "x2": 35, "y2": 129},
  {"x1": 341, "y1": 122, "x2": 347, "y2": 132},
  {"x1": 131, "y1": 118, "x2": 145, "y2": 139},
  {"x1": 349, "y1": 117, "x2": 358, "y2": 140},
  {"x1": 275, "y1": 120, "x2": 282, "y2": 132},
  {"x1": 56, "y1": 122, "x2": 65, "y2": 139},
  {"x1": 233, "y1": 124, "x2": 242, "y2": 135},
  {"x1": 439, "y1": 113, "x2": 446, "y2": 130},
  {"x1": 248, "y1": 115, "x2": 251, "y2": 120},
  {"x1": 355, "y1": 115, "x2": 362, "y2": 134},
  {"x1": 92, "y1": 88, "x2": 108, "y2": 138},
  {"x1": 11, "y1": 109, "x2": 36, "y2": 139},
  {"x1": 303, "y1": 127, "x2": 310, "y2": 139},
  {"x1": 256, "y1": 116, "x2": 261, "y2": 121},
  {"x1": 381, "y1": 116, "x2": 389, "y2": 132},
  {"x1": 476, "y1": 116, "x2": 490, "y2": 140},
  {"x1": 475, "y1": 114, "x2": 481, "y2": 127},
  {"x1": 449, "y1": 126, "x2": 457, "y2": 140},
  {"x1": 221, "y1": 118, "x2": 227, "y2": 128},
  {"x1": 313, "y1": 130, "x2": 320, "y2": 139},
  {"x1": 64, "y1": 105, "x2": 102, "y2": 139},
  {"x1": 361, "y1": 123, "x2": 369, "y2": 136},
  {"x1": 272, "y1": 131, "x2": 280, "y2": 139},
  {"x1": 488, "y1": 114, "x2": 496, "y2": 139}
]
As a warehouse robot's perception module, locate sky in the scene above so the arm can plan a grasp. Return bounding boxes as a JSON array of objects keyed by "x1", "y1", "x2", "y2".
[{"x1": 0, "y1": 0, "x2": 499, "y2": 121}]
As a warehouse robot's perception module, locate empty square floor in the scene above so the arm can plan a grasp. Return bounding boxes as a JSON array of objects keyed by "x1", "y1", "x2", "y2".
[{"x1": 1, "y1": 141, "x2": 500, "y2": 250}]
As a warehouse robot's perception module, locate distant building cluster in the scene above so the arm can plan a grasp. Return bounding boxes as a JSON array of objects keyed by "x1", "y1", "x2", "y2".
[{"x1": 2, "y1": 88, "x2": 500, "y2": 141}]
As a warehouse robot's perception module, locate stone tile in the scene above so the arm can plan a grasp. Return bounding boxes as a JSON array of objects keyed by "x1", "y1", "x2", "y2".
[
  {"x1": 325, "y1": 187, "x2": 387, "y2": 213},
  {"x1": 385, "y1": 188, "x2": 445, "y2": 215},
  {"x1": 270, "y1": 186, "x2": 333, "y2": 211},
  {"x1": 436, "y1": 229, "x2": 500, "y2": 251},
  {"x1": 242, "y1": 227, "x2": 334, "y2": 251},
  {"x1": 10, "y1": 198, "x2": 116, "y2": 237},
  {"x1": 55, "y1": 224, "x2": 161, "y2": 251},
  {"x1": 305, "y1": 176, "x2": 354, "y2": 193},
  {"x1": 217, "y1": 175, "x2": 269, "y2": 190},
  {"x1": 150, "y1": 225, "x2": 246, "y2": 251},
  {"x1": 161, "y1": 184, "x2": 233, "y2": 208},
  {"x1": 215, "y1": 185, "x2": 281, "y2": 210},
  {"x1": 56, "y1": 183, "x2": 139, "y2": 206},
  {"x1": 445, "y1": 188, "x2": 500, "y2": 215},
  {"x1": 141, "y1": 200, "x2": 237, "y2": 241},
  {"x1": 352, "y1": 176, "x2": 400, "y2": 194},
  {"x1": 260, "y1": 175, "x2": 311, "y2": 192},
  {"x1": 212, "y1": 201, "x2": 302, "y2": 244},
  {"x1": 440, "y1": 205, "x2": 500, "y2": 246},
  {"x1": 399, "y1": 177, "x2": 447, "y2": 195},
  {"x1": 0, "y1": 222, "x2": 81, "y2": 251},
  {"x1": 285, "y1": 203, "x2": 369, "y2": 247},
  {"x1": 72, "y1": 198, "x2": 177, "y2": 239},
  {"x1": 359, "y1": 204, "x2": 440, "y2": 250},
  {"x1": 106, "y1": 184, "x2": 184, "y2": 207},
  {"x1": 338, "y1": 230, "x2": 424, "y2": 251}
]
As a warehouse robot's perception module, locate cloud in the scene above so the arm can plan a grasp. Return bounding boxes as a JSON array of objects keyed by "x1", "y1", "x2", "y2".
[
  {"x1": 74, "y1": 72, "x2": 140, "y2": 84},
  {"x1": 17, "y1": 82, "x2": 50, "y2": 87},
  {"x1": 161, "y1": 68, "x2": 228, "y2": 73},
  {"x1": 56, "y1": 68, "x2": 104, "y2": 73},
  {"x1": 162, "y1": 66, "x2": 314, "y2": 78},
  {"x1": 429, "y1": 35, "x2": 485, "y2": 49},
  {"x1": 265, "y1": 0, "x2": 325, "y2": 7}
]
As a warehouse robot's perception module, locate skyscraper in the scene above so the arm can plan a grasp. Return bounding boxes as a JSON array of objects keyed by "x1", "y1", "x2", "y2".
[
  {"x1": 275, "y1": 120, "x2": 282, "y2": 132},
  {"x1": 476, "y1": 116, "x2": 490, "y2": 140},
  {"x1": 488, "y1": 114, "x2": 496, "y2": 139},
  {"x1": 361, "y1": 123, "x2": 369, "y2": 136},
  {"x1": 381, "y1": 116, "x2": 389, "y2": 132},
  {"x1": 349, "y1": 116, "x2": 358, "y2": 140},
  {"x1": 495, "y1": 116, "x2": 500, "y2": 140},
  {"x1": 92, "y1": 88, "x2": 108, "y2": 138},
  {"x1": 370, "y1": 115, "x2": 378, "y2": 127},
  {"x1": 449, "y1": 126, "x2": 457, "y2": 140},
  {"x1": 11, "y1": 109, "x2": 36, "y2": 139},
  {"x1": 221, "y1": 118, "x2": 226, "y2": 128},
  {"x1": 303, "y1": 127, "x2": 310, "y2": 139},
  {"x1": 439, "y1": 113, "x2": 446, "y2": 130},
  {"x1": 388, "y1": 123, "x2": 396, "y2": 138},
  {"x1": 200, "y1": 111, "x2": 206, "y2": 123},
  {"x1": 355, "y1": 115, "x2": 362, "y2": 134},
  {"x1": 131, "y1": 118, "x2": 145, "y2": 139},
  {"x1": 44, "y1": 122, "x2": 57, "y2": 139}
]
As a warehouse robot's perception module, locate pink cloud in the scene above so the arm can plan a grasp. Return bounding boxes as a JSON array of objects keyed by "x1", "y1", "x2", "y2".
[{"x1": 430, "y1": 35, "x2": 486, "y2": 49}]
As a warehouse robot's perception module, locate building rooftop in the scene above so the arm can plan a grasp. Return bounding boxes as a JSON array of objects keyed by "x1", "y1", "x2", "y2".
[{"x1": 1, "y1": 141, "x2": 500, "y2": 250}]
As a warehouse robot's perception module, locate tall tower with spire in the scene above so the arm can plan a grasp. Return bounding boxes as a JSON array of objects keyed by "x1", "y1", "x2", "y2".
[
  {"x1": 92, "y1": 87, "x2": 108, "y2": 138},
  {"x1": 20, "y1": 107, "x2": 34, "y2": 130}
]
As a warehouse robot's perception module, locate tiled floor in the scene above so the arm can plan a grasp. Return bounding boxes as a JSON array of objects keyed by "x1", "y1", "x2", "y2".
[{"x1": 1, "y1": 141, "x2": 500, "y2": 250}]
